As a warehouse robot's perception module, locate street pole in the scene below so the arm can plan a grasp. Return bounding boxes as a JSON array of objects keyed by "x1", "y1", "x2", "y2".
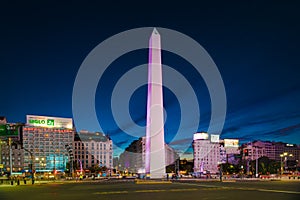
[
  {"x1": 177, "y1": 159, "x2": 180, "y2": 178},
  {"x1": 9, "y1": 138, "x2": 12, "y2": 176},
  {"x1": 246, "y1": 159, "x2": 250, "y2": 175},
  {"x1": 31, "y1": 153, "x2": 34, "y2": 184},
  {"x1": 70, "y1": 158, "x2": 73, "y2": 177},
  {"x1": 280, "y1": 155, "x2": 283, "y2": 178},
  {"x1": 219, "y1": 164, "x2": 222, "y2": 182},
  {"x1": 255, "y1": 147, "x2": 258, "y2": 178}
]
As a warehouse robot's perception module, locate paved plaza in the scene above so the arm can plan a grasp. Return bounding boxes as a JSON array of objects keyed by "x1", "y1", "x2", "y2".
[{"x1": 0, "y1": 179, "x2": 299, "y2": 200}]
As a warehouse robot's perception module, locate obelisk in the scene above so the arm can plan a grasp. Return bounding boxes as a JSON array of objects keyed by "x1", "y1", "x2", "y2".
[{"x1": 145, "y1": 28, "x2": 166, "y2": 179}]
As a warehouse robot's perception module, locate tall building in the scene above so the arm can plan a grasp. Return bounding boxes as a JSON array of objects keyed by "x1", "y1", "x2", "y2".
[
  {"x1": 145, "y1": 28, "x2": 166, "y2": 178},
  {"x1": 73, "y1": 131, "x2": 113, "y2": 170},
  {"x1": 119, "y1": 137, "x2": 178, "y2": 174},
  {"x1": 193, "y1": 132, "x2": 220, "y2": 174},
  {"x1": 22, "y1": 115, "x2": 74, "y2": 172}
]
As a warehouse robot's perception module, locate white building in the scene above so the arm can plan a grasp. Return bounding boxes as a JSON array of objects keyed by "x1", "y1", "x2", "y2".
[
  {"x1": 73, "y1": 131, "x2": 113, "y2": 170},
  {"x1": 193, "y1": 132, "x2": 220, "y2": 174}
]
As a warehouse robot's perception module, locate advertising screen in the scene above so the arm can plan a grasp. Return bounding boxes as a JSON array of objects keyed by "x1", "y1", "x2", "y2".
[
  {"x1": 193, "y1": 132, "x2": 209, "y2": 140},
  {"x1": 26, "y1": 115, "x2": 73, "y2": 129},
  {"x1": 224, "y1": 139, "x2": 239, "y2": 148},
  {"x1": 0, "y1": 124, "x2": 20, "y2": 137},
  {"x1": 0, "y1": 124, "x2": 6, "y2": 136},
  {"x1": 210, "y1": 134, "x2": 220, "y2": 143}
]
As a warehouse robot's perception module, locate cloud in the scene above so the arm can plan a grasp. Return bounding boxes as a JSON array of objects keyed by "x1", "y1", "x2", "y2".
[{"x1": 168, "y1": 138, "x2": 192, "y2": 146}]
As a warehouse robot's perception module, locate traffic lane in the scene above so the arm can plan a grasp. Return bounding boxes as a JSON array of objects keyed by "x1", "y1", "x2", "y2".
[
  {"x1": 1, "y1": 185, "x2": 299, "y2": 200},
  {"x1": 0, "y1": 181, "x2": 299, "y2": 200},
  {"x1": 175, "y1": 180, "x2": 300, "y2": 192}
]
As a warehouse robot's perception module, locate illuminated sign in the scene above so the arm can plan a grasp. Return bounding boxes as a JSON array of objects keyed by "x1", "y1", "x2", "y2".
[
  {"x1": 26, "y1": 115, "x2": 73, "y2": 129},
  {"x1": 0, "y1": 125, "x2": 5, "y2": 135},
  {"x1": 193, "y1": 132, "x2": 209, "y2": 140},
  {"x1": 286, "y1": 144, "x2": 295, "y2": 147},
  {"x1": 210, "y1": 134, "x2": 220, "y2": 143},
  {"x1": 0, "y1": 124, "x2": 20, "y2": 137},
  {"x1": 224, "y1": 139, "x2": 239, "y2": 148}
]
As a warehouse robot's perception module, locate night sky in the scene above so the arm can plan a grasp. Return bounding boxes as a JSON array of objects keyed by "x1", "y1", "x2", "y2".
[{"x1": 1, "y1": 1, "x2": 300, "y2": 158}]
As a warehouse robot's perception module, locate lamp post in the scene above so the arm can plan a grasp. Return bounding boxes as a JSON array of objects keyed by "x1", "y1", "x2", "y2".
[
  {"x1": 280, "y1": 154, "x2": 284, "y2": 177},
  {"x1": 23, "y1": 148, "x2": 34, "y2": 184},
  {"x1": 255, "y1": 149, "x2": 258, "y2": 178},
  {"x1": 280, "y1": 152, "x2": 293, "y2": 177},
  {"x1": 253, "y1": 145, "x2": 261, "y2": 178},
  {"x1": 286, "y1": 154, "x2": 293, "y2": 171},
  {"x1": 8, "y1": 138, "x2": 13, "y2": 176}
]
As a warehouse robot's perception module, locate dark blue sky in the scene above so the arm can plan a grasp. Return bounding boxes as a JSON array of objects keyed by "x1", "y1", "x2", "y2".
[{"x1": 1, "y1": 1, "x2": 300, "y2": 157}]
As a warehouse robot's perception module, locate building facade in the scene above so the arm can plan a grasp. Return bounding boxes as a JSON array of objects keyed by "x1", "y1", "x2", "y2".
[
  {"x1": 0, "y1": 121, "x2": 26, "y2": 173},
  {"x1": 193, "y1": 133, "x2": 220, "y2": 174},
  {"x1": 242, "y1": 141, "x2": 300, "y2": 167},
  {"x1": 73, "y1": 131, "x2": 113, "y2": 170},
  {"x1": 118, "y1": 137, "x2": 178, "y2": 174},
  {"x1": 1, "y1": 142, "x2": 24, "y2": 173},
  {"x1": 22, "y1": 115, "x2": 74, "y2": 172}
]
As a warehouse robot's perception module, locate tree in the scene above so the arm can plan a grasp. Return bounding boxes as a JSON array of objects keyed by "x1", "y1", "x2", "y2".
[
  {"x1": 220, "y1": 163, "x2": 239, "y2": 174},
  {"x1": 251, "y1": 156, "x2": 281, "y2": 175}
]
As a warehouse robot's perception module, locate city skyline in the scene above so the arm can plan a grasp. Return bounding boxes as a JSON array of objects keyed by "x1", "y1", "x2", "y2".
[{"x1": 1, "y1": 1, "x2": 300, "y2": 159}]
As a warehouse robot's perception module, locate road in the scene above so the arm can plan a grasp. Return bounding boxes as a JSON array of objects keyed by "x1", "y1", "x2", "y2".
[{"x1": 0, "y1": 180, "x2": 299, "y2": 200}]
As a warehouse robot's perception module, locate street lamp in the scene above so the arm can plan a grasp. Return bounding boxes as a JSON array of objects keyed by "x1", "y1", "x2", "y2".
[
  {"x1": 23, "y1": 148, "x2": 34, "y2": 184},
  {"x1": 253, "y1": 145, "x2": 261, "y2": 178},
  {"x1": 280, "y1": 152, "x2": 293, "y2": 176}
]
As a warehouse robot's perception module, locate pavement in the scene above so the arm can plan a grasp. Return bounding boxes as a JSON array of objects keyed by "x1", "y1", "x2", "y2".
[
  {"x1": 1, "y1": 176, "x2": 299, "y2": 187},
  {"x1": 0, "y1": 179, "x2": 299, "y2": 200}
]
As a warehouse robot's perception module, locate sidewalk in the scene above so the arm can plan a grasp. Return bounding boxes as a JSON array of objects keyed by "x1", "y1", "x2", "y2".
[{"x1": 0, "y1": 179, "x2": 68, "y2": 186}]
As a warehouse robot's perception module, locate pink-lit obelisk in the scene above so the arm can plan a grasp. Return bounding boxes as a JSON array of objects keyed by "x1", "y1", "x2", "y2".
[{"x1": 145, "y1": 28, "x2": 166, "y2": 179}]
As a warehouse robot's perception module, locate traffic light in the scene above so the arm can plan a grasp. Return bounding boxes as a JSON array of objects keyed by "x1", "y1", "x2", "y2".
[{"x1": 243, "y1": 149, "x2": 248, "y2": 156}]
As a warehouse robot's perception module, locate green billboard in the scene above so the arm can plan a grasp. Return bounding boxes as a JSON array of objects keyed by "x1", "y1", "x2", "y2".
[
  {"x1": 0, "y1": 124, "x2": 20, "y2": 137},
  {"x1": 0, "y1": 124, "x2": 7, "y2": 136}
]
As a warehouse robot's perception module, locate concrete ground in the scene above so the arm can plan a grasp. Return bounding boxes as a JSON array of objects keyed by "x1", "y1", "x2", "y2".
[{"x1": 0, "y1": 179, "x2": 299, "y2": 200}]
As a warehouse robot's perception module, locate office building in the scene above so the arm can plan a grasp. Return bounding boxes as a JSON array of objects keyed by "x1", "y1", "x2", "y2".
[
  {"x1": 193, "y1": 132, "x2": 220, "y2": 174},
  {"x1": 22, "y1": 115, "x2": 74, "y2": 172},
  {"x1": 73, "y1": 130, "x2": 113, "y2": 170}
]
